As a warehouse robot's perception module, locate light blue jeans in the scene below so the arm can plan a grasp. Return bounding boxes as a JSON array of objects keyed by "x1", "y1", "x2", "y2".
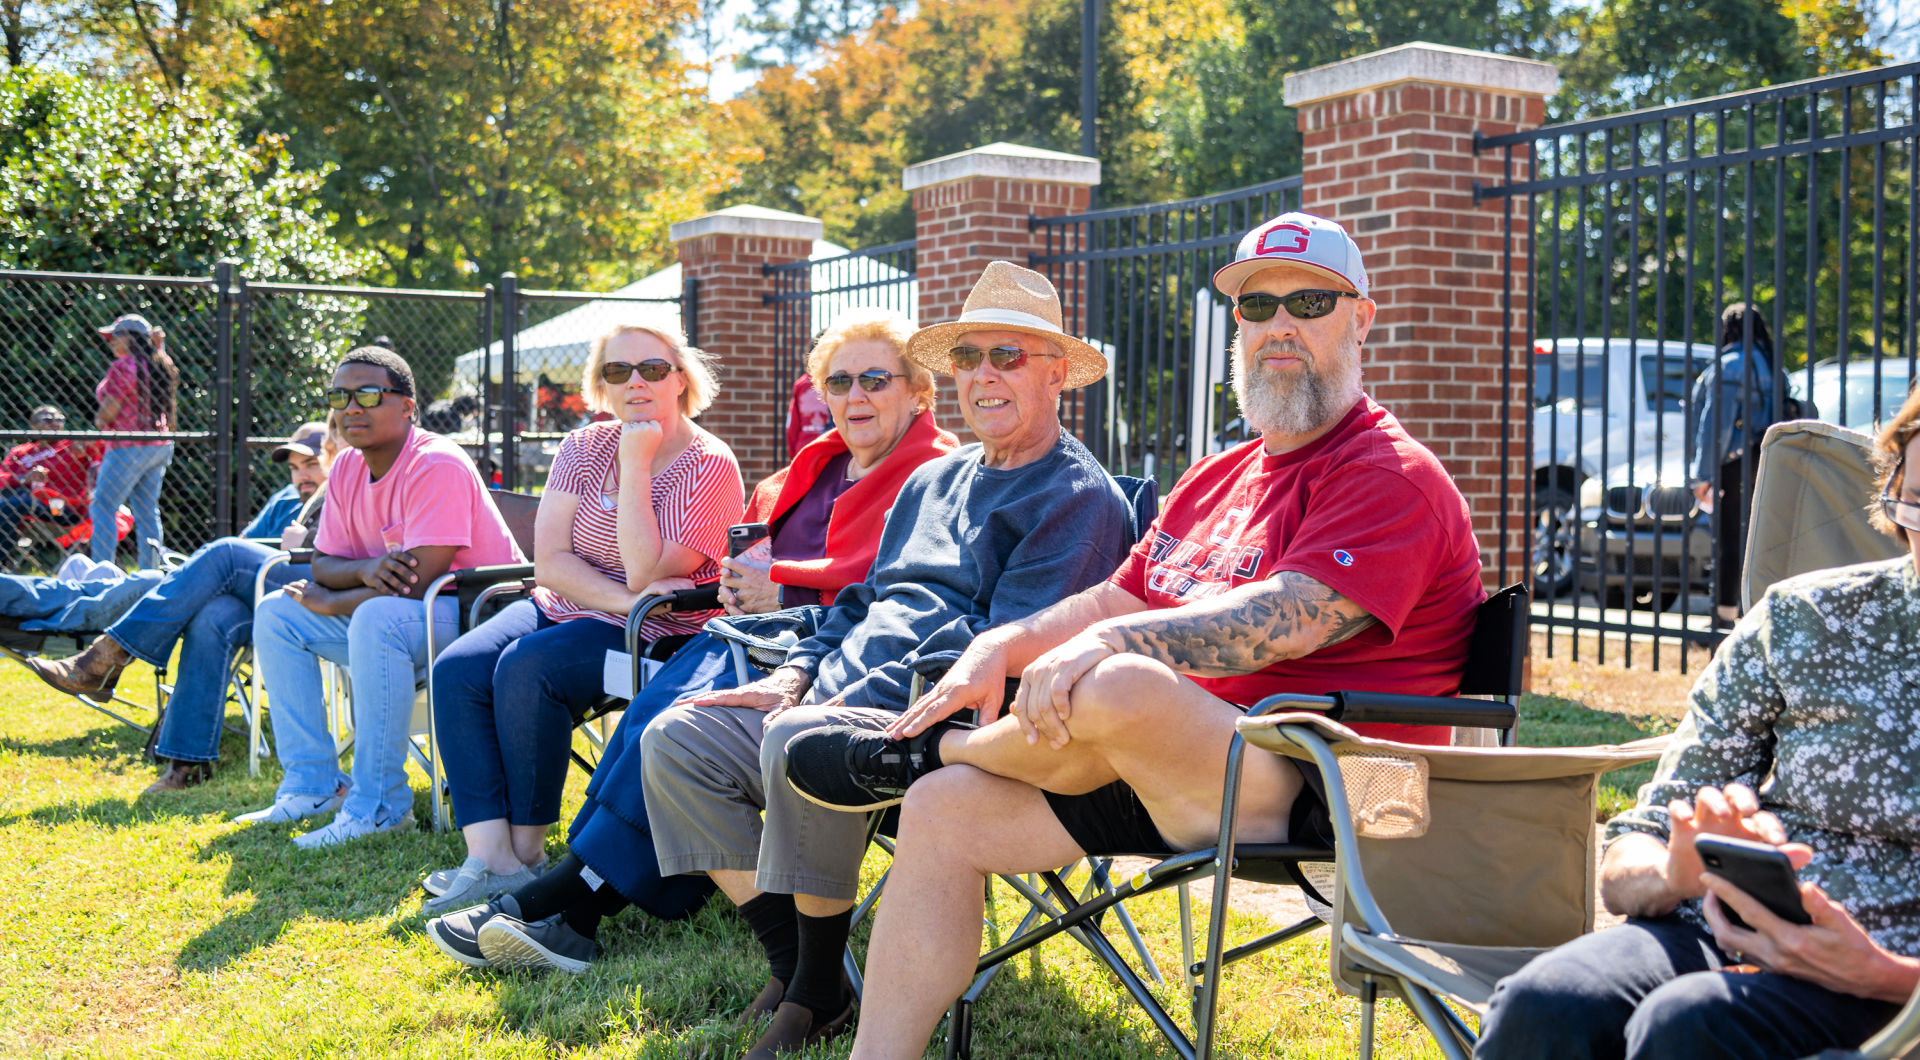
[
  {"x1": 254, "y1": 588, "x2": 457, "y2": 823},
  {"x1": 91, "y1": 442, "x2": 174, "y2": 568}
]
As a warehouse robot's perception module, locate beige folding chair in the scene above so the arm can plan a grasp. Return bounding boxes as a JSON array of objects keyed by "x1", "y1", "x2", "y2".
[{"x1": 1743, "y1": 419, "x2": 1904, "y2": 609}]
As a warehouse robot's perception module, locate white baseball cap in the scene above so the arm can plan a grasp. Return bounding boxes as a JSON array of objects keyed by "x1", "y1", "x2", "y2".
[{"x1": 1211, "y1": 212, "x2": 1369, "y2": 300}]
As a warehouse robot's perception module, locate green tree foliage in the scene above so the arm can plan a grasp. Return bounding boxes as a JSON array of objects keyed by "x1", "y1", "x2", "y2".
[{"x1": 253, "y1": 0, "x2": 744, "y2": 290}]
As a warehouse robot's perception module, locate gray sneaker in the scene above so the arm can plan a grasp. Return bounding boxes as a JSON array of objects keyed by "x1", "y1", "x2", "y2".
[
  {"x1": 425, "y1": 894, "x2": 523, "y2": 969},
  {"x1": 424, "y1": 854, "x2": 546, "y2": 897},
  {"x1": 423, "y1": 860, "x2": 539, "y2": 914},
  {"x1": 477, "y1": 913, "x2": 596, "y2": 974}
]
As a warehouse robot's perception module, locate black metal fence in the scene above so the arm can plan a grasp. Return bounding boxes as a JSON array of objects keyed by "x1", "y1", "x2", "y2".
[
  {"x1": 1477, "y1": 61, "x2": 1920, "y2": 667},
  {"x1": 764, "y1": 241, "x2": 917, "y2": 450},
  {"x1": 0, "y1": 265, "x2": 689, "y2": 574},
  {"x1": 1031, "y1": 175, "x2": 1303, "y2": 490}
]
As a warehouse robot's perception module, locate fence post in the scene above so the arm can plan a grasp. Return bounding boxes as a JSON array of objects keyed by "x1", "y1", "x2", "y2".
[
  {"x1": 670, "y1": 205, "x2": 820, "y2": 487},
  {"x1": 213, "y1": 259, "x2": 238, "y2": 539},
  {"x1": 903, "y1": 142, "x2": 1100, "y2": 447},
  {"x1": 479, "y1": 283, "x2": 496, "y2": 485},
  {"x1": 499, "y1": 272, "x2": 519, "y2": 491},
  {"x1": 1283, "y1": 44, "x2": 1556, "y2": 589}
]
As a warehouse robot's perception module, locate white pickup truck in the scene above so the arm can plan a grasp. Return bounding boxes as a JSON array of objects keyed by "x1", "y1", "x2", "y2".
[{"x1": 1532, "y1": 337, "x2": 1718, "y2": 596}]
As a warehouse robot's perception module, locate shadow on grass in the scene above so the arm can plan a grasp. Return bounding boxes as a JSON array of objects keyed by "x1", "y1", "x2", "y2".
[{"x1": 0, "y1": 719, "x2": 150, "y2": 761}]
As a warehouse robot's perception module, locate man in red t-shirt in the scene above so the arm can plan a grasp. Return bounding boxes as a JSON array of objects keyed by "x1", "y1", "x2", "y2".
[
  {"x1": 783, "y1": 211, "x2": 1487, "y2": 1057},
  {"x1": 0, "y1": 404, "x2": 95, "y2": 555}
]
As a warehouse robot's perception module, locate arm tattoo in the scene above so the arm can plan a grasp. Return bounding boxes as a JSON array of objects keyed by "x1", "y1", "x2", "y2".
[{"x1": 1104, "y1": 571, "x2": 1378, "y2": 678}]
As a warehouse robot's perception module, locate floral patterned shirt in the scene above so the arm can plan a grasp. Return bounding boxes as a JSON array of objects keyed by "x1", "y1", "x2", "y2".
[{"x1": 1605, "y1": 555, "x2": 1920, "y2": 956}]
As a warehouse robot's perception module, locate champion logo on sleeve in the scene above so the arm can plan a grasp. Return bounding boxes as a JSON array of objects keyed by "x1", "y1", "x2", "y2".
[{"x1": 1333, "y1": 549, "x2": 1355, "y2": 566}]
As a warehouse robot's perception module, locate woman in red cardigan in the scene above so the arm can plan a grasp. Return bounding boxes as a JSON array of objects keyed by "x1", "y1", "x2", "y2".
[
  {"x1": 721, "y1": 312, "x2": 959, "y2": 613},
  {"x1": 425, "y1": 310, "x2": 958, "y2": 973}
]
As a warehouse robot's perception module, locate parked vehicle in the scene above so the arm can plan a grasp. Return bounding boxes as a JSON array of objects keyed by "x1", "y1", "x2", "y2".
[
  {"x1": 1572, "y1": 447, "x2": 1712, "y2": 610},
  {"x1": 1796, "y1": 358, "x2": 1915, "y2": 432},
  {"x1": 1532, "y1": 338, "x2": 1716, "y2": 596}
]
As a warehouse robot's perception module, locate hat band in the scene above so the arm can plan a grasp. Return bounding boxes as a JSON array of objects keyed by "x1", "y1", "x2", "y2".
[{"x1": 952, "y1": 306, "x2": 1066, "y2": 336}]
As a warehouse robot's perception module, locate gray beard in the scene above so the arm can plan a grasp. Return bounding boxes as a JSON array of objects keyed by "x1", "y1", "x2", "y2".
[{"x1": 1230, "y1": 333, "x2": 1360, "y2": 438}]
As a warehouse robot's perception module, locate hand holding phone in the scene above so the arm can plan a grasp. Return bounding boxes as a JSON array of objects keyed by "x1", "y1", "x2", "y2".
[
  {"x1": 728, "y1": 522, "x2": 771, "y2": 559},
  {"x1": 1694, "y1": 834, "x2": 1811, "y2": 929}
]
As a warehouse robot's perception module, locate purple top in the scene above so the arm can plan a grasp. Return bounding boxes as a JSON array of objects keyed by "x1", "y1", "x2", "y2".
[{"x1": 770, "y1": 451, "x2": 855, "y2": 606}]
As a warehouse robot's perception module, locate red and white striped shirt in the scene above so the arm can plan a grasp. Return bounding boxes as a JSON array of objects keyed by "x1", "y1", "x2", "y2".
[{"x1": 532, "y1": 421, "x2": 744, "y2": 640}]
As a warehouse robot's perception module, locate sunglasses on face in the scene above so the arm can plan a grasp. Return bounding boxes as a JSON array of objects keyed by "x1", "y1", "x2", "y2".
[
  {"x1": 601, "y1": 359, "x2": 680, "y2": 385},
  {"x1": 1235, "y1": 289, "x2": 1359, "y2": 323},
  {"x1": 1881, "y1": 452, "x2": 1920, "y2": 533},
  {"x1": 948, "y1": 345, "x2": 1061, "y2": 373},
  {"x1": 824, "y1": 370, "x2": 897, "y2": 396},
  {"x1": 325, "y1": 386, "x2": 407, "y2": 410}
]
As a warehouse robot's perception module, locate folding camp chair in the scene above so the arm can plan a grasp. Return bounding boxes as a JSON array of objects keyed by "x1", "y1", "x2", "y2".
[
  {"x1": 565, "y1": 584, "x2": 722, "y2": 775},
  {"x1": 936, "y1": 583, "x2": 1533, "y2": 1060},
  {"x1": 1742, "y1": 420, "x2": 1904, "y2": 609}
]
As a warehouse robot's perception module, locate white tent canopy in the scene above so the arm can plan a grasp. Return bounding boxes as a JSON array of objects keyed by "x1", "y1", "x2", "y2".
[{"x1": 450, "y1": 239, "x2": 920, "y2": 396}]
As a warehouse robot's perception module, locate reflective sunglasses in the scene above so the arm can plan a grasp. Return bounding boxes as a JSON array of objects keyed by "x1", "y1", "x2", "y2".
[
  {"x1": 1236, "y1": 289, "x2": 1359, "y2": 323},
  {"x1": 325, "y1": 385, "x2": 407, "y2": 410},
  {"x1": 948, "y1": 345, "x2": 1062, "y2": 373},
  {"x1": 1881, "y1": 451, "x2": 1920, "y2": 533},
  {"x1": 824, "y1": 370, "x2": 897, "y2": 395},
  {"x1": 601, "y1": 359, "x2": 680, "y2": 385}
]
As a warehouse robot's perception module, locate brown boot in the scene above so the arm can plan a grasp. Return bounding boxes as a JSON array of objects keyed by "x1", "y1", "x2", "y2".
[
  {"x1": 143, "y1": 759, "x2": 213, "y2": 794},
  {"x1": 26, "y1": 635, "x2": 132, "y2": 703},
  {"x1": 742, "y1": 998, "x2": 854, "y2": 1059},
  {"x1": 737, "y1": 977, "x2": 787, "y2": 1027}
]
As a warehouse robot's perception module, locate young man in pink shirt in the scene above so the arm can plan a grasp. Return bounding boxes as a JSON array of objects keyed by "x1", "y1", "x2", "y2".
[{"x1": 234, "y1": 346, "x2": 524, "y2": 849}]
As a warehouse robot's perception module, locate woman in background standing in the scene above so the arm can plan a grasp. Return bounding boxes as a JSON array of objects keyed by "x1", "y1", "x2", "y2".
[{"x1": 91, "y1": 314, "x2": 179, "y2": 569}]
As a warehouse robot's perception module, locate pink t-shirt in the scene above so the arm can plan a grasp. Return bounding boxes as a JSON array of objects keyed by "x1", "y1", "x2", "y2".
[
  {"x1": 532, "y1": 421, "x2": 744, "y2": 637},
  {"x1": 313, "y1": 426, "x2": 524, "y2": 570},
  {"x1": 95, "y1": 356, "x2": 171, "y2": 449}
]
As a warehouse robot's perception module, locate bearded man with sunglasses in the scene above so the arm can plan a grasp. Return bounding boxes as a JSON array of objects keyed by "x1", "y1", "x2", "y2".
[
  {"x1": 778, "y1": 213, "x2": 1488, "y2": 1059},
  {"x1": 628, "y1": 261, "x2": 1133, "y2": 1059},
  {"x1": 234, "y1": 346, "x2": 524, "y2": 848}
]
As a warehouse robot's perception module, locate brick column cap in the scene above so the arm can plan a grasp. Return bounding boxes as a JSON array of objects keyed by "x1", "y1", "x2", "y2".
[
  {"x1": 902, "y1": 141, "x2": 1101, "y2": 192},
  {"x1": 669, "y1": 204, "x2": 823, "y2": 245},
  {"x1": 1283, "y1": 41, "x2": 1558, "y2": 108}
]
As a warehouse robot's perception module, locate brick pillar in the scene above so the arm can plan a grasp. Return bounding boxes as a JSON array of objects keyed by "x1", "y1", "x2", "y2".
[
  {"x1": 1284, "y1": 43, "x2": 1557, "y2": 588},
  {"x1": 671, "y1": 205, "x2": 822, "y2": 488},
  {"x1": 904, "y1": 142, "x2": 1101, "y2": 445}
]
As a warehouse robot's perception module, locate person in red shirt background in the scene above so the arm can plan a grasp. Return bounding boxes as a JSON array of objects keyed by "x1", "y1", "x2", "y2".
[
  {"x1": 0, "y1": 404, "x2": 96, "y2": 561},
  {"x1": 785, "y1": 371, "x2": 832, "y2": 458}
]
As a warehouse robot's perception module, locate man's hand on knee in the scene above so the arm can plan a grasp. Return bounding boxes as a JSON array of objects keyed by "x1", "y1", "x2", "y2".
[
  {"x1": 888, "y1": 638, "x2": 1009, "y2": 738},
  {"x1": 1010, "y1": 630, "x2": 1120, "y2": 749}
]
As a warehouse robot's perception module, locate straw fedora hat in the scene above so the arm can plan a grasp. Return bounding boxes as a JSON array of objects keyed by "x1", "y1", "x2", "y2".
[{"x1": 904, "y1": 261, "x2": 1107, "y2": 390}]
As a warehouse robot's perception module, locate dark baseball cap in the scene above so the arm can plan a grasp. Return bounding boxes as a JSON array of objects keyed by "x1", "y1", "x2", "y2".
[{"x1": 271, "y1": 421, "x2": 330, "y2": 463}]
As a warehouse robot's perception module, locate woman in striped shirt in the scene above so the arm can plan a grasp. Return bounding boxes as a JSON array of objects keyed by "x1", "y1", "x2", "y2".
[{"x1": 424, "y1": 323, "x2": 744, "y2": 912}]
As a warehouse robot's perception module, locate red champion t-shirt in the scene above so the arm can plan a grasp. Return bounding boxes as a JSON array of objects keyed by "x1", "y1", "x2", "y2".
[{"x1": 1109, "y1": 396, "x2": 1485, "y2": 744}]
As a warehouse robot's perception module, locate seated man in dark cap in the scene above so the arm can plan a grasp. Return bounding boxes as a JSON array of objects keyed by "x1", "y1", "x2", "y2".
[{"x1": 26, "y1": 420, "x2": 340, "y2": 792}]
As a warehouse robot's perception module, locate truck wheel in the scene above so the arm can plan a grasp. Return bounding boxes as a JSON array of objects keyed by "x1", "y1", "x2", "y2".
[{"x1": 1532, "y1": 484, "x2": 1578, "y2": 598}]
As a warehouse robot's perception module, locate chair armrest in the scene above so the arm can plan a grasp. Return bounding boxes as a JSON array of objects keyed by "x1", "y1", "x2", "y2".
[
  {"x1": 444, "y1": 563, "x2": 537, "y2": 589},
  {"x1": 1249, "y1": 690, "x2": 1517, "y2": 731},
  {"x1": 283, "y1": 548, "x2": 317, "y2": 566}
]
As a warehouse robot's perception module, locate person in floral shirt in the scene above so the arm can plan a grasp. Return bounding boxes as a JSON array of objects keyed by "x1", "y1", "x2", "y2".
[{"x1": 1476, "y1": 391, "x2": 1920, "y2": 1060}]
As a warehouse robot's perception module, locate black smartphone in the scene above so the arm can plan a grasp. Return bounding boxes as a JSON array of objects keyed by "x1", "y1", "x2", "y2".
[
  {"x1": 1693, "y1": 834, "x2": 1812, "y2": 928},
  {"x1": 728, "y1": 522, "x2": 771, "y2": 558}
]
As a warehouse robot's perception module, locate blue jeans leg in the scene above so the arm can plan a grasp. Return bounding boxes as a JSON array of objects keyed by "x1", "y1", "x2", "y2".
[
  {"x1": 91, "y1": 443, "x2": 172, "y2": 567},
  {"x1": 433, "y1": 598, "x2": 544, "y2": 827},
  {"x1": 151, "y1": 594, "x2": 250, "y2": 763},
  {"x1": 254, "y1": 588, "x2": 353, "y2": 800},
  {"x1": 341, "y1": 593, "x2": 457, "y2": 823},
  {"x1": 0, "y1": 488, "x2": 34, "y2": 549},
  {"x1": 495, "y1": 614, "x2": 626, "y2": 825},
  {"x1": 107, "y1": 537, "x2": 292, "y2": 667}
]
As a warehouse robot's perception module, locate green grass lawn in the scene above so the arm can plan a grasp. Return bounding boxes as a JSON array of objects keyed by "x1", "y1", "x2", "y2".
[{"x1": 0, "y1": 660, "x2": 1679, "y2": 1058}]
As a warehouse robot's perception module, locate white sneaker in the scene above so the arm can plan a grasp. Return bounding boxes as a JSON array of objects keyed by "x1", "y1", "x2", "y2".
[
  {"x1": 292, "y1": 810, "x2": 415, "y2": 850},
  {"x1": 232, "y1": 789, "x2": 344, "y2": 825}
]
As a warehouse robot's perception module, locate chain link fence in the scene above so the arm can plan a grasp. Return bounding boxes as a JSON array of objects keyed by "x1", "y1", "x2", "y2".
[{"x1": 0, "y1": 266, "x2": 687, "y2": 574}]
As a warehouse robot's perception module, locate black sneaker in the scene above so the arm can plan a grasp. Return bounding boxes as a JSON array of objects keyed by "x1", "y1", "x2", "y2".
[
  {"x1": 476, "y1": 913, "x2": 597, "y2": 974},
  {"x1": 425, "y1": 893, "x2": 522, "y2": 968},
  {"x1": 782, "y1": 721, "x2": 965, "y2": 812}
]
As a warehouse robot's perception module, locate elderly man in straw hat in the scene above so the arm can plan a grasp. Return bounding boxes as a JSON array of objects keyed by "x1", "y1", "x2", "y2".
[
  {"x1": 629, "y1": 262, "x2": 1134, "y2": 1058},
  {"x1": 785, "y1": 212, "x2": 1488, "y2": 1058}
]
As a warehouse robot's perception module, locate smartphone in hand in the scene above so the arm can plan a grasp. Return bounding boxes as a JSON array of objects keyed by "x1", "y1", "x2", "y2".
[
  {"x1": 1694, "y1": 834, "x2": 1812, "y2": 929},
  {"x1": 728, "y1": 522, "x2": 771, "y2": 559}
]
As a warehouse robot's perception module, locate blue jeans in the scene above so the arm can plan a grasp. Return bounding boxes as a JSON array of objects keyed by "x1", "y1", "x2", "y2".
[
  {"x1": 1476, "y1": 916, "x2": 1900, "y2": 1059},
  {"x1": 92, "y1": 442, "x2": 174, "y2": 568},
  {"x1": 254, "y1": 588, "x2": 456, "y2": 823},
  {"x1": 566, "y1": 631, "x2": 743, "y2": 914},
  {"x1": 432, "y1": 599, "x2": 625, "y2": 827},
  {"x1": 108, "y1": 537, "x2": 307, "y2": 763}
]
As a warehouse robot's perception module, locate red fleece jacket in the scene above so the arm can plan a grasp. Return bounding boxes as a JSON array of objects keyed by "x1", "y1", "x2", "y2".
[{"x1": 746, "y1": 410, "x2": 958, "y2": 605}]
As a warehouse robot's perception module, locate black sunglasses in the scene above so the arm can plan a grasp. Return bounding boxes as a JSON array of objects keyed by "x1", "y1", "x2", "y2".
[
  {"x1": 1881, "y1": 450, "x2": 1920, "y2": 533},
  {"x1": 948, "y1": 345, "x2": 1061, "y2": 373},
  {"x1": 325, "y1": 386, "x2": 407, "y2": 410},
  {"x1": 602, "y1": 359, "x2": 680, "y2": 384},
  {"x1": 1236, "y1": 289, "x2": 1359, "y2": 323},
  {"x1": 824, "y1": 370, "x2": 897, "y2": 396}
]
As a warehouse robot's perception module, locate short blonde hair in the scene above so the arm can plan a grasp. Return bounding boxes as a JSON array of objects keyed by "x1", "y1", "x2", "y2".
[
  {"x1": 1869, "y1": 383, "x2": 1920, "y2": 537},
  {"x1": 323, "y1": 409, "x2": 347, "y2": 467},
  {"x1": 583, "y1": 323, "x2": 720, "y2": 417},
  {"x1": 805, "y1": 310, "x2": 932, "y2": 410}
]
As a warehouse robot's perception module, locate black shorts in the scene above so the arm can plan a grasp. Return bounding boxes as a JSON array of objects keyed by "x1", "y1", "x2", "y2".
[{"x1": 1044, "y1": 756, "x2": 1335, "y2": 858}]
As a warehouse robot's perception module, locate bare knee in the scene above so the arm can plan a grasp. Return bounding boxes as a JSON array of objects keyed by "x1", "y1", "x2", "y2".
[
  {"x1": 1065, "y1": 654, "x2": 1183, "y2": 741},
  {"x1": 899, "y1": 766, "x2": 998, "y2": 862}
]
